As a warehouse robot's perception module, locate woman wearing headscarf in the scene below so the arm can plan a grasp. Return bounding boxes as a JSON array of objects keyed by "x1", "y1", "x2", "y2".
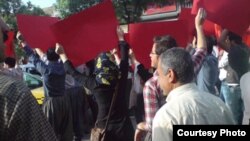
[{"x1": 56, "y1": 27, "x2": 134, "y2": 141}]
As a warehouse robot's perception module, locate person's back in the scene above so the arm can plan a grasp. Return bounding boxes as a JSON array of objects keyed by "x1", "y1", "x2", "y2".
[
  {"x1": 222, "y1": 44, "x2": 249, "y2": 124},
  {"x1": 218, "y1": 30, "x2": 249, "y2": 124},
  {"x1": 197, "y1": 36, "x2": 219, "y2": 95},
  {"x1": 227, "y1": 44, "x2": 249, "y2": 82},
  {"x1": 135, "y1": 9, "x2": 208, "y2": 141},
  {"x1": 0, "y1": 57, "x2": 23, "y2": 80},
  {"x1": 153, "y1": 83, "x2": 235, "y2": 141},
  {"x1": 197, "y1": 54, "x2": 219, "y2": 94},
  {"x1": 35, "y1": 47, "x2": 66, "y2": 97},
  {"x1": 42, "y1": 60, "x2": 65, "y2": 97},
  {"x1": 152, "y1": 25, "x2": 235, "y2": 140},
  {"x1": 0, "y1": 74, "x2": 57, "y2": 141},
  {"x1": 58, "y1": 27, "x2": 134, "y2": 141},
  {"x1": 158, "y1": 83, "x2": 234, "y2": 124},
  {"x1": 240, "y1": 71, "x2": 250, "y2": 125},
  {"x1": 36, "y1": 49, "x2": 72, "y2": 141},
  {"x1": 16, "y1": 32, "x2": 73, "y2": 141}
]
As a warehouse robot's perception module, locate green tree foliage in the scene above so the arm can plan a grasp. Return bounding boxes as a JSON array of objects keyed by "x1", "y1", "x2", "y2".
[
  {"x1": 116, "y1": 0, "x2": 191, "y2": 23},
  {"x1": 0, "y1": 0, "x2": 47, "y2": 29},
  {"x1": 0, "y1": 0, "x2": 22, "y2": 16},
  {"x1": 55, "y1": 0, "x2": 148, "y2": 23},
  {"x1": 113, "y1": 0, "x2": 149, "y2": 24},
  {"x1": 55, "y1": 0, "x2": 149, "y2": 24},
  {"x1": 55, "y1": 0, "x2": 102, "y2": 18},
  {"x1": 54, "y1": 0, "x2": 190, "y2": 24},
  {"x1": 0, "y1": 0, "x2": 48, "y2": 60}
]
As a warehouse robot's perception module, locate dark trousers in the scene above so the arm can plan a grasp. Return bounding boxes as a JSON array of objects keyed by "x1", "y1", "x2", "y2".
[
  {"x1": 66, "y1": 87, "x2": 86, "y2": 141},
  {"x1": 43, "y1": 95, "x2": 73, "y2": 141},
  {"x1": 134, "y1": 94, "x2": 145, "y2": 123}
]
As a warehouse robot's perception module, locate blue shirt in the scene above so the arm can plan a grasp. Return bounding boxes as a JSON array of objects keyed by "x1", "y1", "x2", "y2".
[
  {"x1": 196, "y1": 54, "x2": 219, "y2": 95},
  {"x1": 24, "y1": 46, "x2": 65, "y2": 97}
]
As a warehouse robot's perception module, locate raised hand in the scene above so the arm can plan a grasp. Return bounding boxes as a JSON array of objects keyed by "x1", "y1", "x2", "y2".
[
  {"x1": 55, "y1": 43, "x2": 68, "y2": 63},
  {"x1": 195, "y1": 8, "x2": 206, "y2": 27},
  {"x1": 16, "y1": 31, "x2": 25, "y2": 43},
  {"x1": 117, "y1": 26, "x2": 125, "y2": 41},
  {"x1": 55, "y1": 43, "x2": 65, "y2": 55},
  {"x1": 111, "y1": 48, "x2": 118, "y2": 55}
]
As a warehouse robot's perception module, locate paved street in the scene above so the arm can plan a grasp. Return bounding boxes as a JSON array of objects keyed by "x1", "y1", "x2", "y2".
[{"x1": 81, "y1": 116, "x2": 137, "y2": 141}]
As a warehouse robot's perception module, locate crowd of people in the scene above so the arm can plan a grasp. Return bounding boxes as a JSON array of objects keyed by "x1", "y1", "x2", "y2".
[{"x1": 1, "y1": 7, "x2": 250, "y2": 141}]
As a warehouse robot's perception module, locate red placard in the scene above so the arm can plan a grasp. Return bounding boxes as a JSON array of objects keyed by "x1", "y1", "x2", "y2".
[
  {"x1": 4, "y1": 31, "x2": 15, "y2": 57},
  {"x1": 243, "y1": 27, "x2": 250, "y2": 47},
  {"x1": 192, "y1": 0, "x2": 250, "y2": 35},
  {"x1": 179, "y1": 8, "x2": 216, "y2": 40},
  {"x1": 16, "y1": 14, "x2": 59, "y2": 51},
  {"x1": 129, "y1": 20, "x2": 189, "y2": 68},
  {"x1": 51, "y1": 0, "x2": 118, "y2": 66}
]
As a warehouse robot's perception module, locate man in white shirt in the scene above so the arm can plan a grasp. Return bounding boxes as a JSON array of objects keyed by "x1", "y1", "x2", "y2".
[
  {"x1": 152, "y1": 48, "x2": 235, "y2": 141},
  {"x1": 240, "y1": 71, "x2": 250, "y2": 125},
  {"x1": 218, "y1": 51, "x2": 228, "y2": 80}
]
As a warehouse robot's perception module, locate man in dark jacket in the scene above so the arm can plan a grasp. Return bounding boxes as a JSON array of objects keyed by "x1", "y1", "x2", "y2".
[{"x1": 17, "y1": 32, "x2": 73, "y2": 141}]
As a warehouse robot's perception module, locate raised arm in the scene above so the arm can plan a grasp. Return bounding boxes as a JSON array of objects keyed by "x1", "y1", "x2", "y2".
[
  {"x1": 192, "y1": 8, "x2": 207, "y2": 74},
  {"x1": 195, "y1": 8, "x2": 206, "y2": 50},
  {"x1": 55, "y1": 43, "x2": 97, "y2": 90},
  {"x1": 117, "y1": 26, "x2": 129, "y2": 79},
  {"x1": 129, "y1": 48, "x2": 153, "y2": 82},
  {"x1": 34, "y1": 48, "x2": 45, "y2": 60},
  {"x1": 111, "y1": 48, "x2": 121, "y2": 65},
  {"x1": 16, "y1": 31, "x2": 47, "y2": 74}
]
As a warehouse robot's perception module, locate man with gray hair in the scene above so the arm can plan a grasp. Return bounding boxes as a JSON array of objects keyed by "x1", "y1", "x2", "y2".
[
  {"x1": 152, "y1": 47, "x2": 235, "y2": 141},
  {"x1": 134, "y1": 7, "x2": 208, "y2": 141}
]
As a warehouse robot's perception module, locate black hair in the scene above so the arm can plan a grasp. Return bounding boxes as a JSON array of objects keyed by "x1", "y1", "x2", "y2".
[
  {"x1": 4, "y1": 57, "x2": 16, "y2": 68},
  {"x1": 46, "y1": 47, "x2": 59, "y2": 61},
  {"x1": 154, "y1": 35, "x2": 178, "y2": 55},
  {"x1": 3, "y1": 31, "x2": 8, "y2": 42},
  {"x1": 206, "y1": 35, "x2": 217, "y2": 54},
  {"x1": 228, "y1": 45, "x2": 250, "y2": 78},
  {"x1": 228, "y1": 31, "x2": 242, "y2": 45},
  {"x1": 86, "y1": 59, "x2": 96, "y2": 75}
]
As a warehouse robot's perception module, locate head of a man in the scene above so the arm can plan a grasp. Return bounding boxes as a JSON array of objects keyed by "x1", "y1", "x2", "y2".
[
  {"x1": 157, "y1": 48, "x2": 194, "y2": 96},
  {"x1": 227, "y1": 31, "x2": 242, "y2": 46},
  {"x1": 228, "y1": 44, "x2": 250, "y2": 78},
  {"x1": 47, "y1": 47, "x2": 59, "y2": 61},
  {"x1": 206, "y1": 35, "x2": 217, "y2": 55},
  {"x1": 4, "y1": 57, "x2": 16, "y2": 68},
  {"x1": 150, "y1": 35, "x2": 177, "y2": 68}
]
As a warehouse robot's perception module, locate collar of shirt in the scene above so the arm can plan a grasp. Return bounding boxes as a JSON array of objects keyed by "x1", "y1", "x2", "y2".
[
  {"x1": 166, "y1": 83, "x2": 196, "y2": 103},
  {"x1": 152, "y1": 71, "x2": 161, "y2": 88},
  {"x1": 153, "y1": 70, "x2": 159, "y2": 76}
]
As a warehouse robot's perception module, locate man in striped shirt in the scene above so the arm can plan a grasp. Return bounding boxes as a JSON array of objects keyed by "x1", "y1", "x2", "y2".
[{"x1": 134, "y1": 8, "x2": 207, "y2": 141}]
